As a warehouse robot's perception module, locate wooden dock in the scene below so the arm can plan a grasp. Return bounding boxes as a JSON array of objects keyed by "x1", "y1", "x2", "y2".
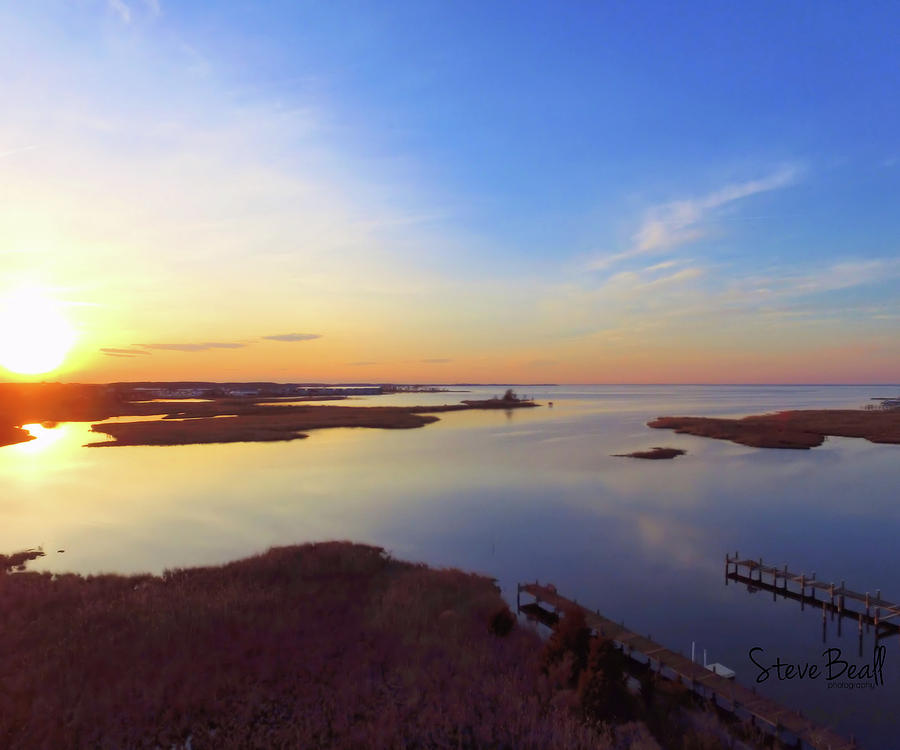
[
  {"x1": 726, "y1": 553, "x2": 900, "y2": 642},
  {"x1": 517, "y1": 582, "x2": 856, "y2": 750}
]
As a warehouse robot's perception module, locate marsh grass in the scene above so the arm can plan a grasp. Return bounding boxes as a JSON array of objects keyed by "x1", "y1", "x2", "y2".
[
  {"x1": 0, "y1": 543, "x2": 745, "y2": 748},
  {"x1": 0, "y1": 543, "x2": 608, "y2": 749}
]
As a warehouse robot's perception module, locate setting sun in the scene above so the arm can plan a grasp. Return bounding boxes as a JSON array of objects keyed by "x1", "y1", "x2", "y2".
[{"x1": 0, "y1": 289, "x2": 76, "y2": 375}]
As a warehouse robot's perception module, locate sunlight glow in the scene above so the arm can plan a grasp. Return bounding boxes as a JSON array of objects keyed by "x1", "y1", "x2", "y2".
[
  {"x1": 0, "y1": 289, "x2": 77, "y2": 375},
  {"x1": 13, "y1": 422, "x2": 68, "y2": 455}
]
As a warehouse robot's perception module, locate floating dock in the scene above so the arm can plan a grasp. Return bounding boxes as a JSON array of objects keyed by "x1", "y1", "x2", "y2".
[{"x1": 517, "y1": 581, "x2": 856, "y2": 750}]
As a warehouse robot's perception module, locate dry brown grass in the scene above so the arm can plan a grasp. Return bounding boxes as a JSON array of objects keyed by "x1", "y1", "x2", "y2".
[
  {"x1": 0, "y1": 542, "x2": 609, "y2": 749},
  {"x1": 88, "y1": 406, "x2": 445, "y2": 446},
  {"x1": 649, "y1": 409, "x2": 900, "y2": 449}
]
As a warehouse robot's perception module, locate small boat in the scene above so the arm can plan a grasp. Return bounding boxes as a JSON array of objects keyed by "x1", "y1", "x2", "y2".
[
  {"x1": 692, "y1": 643, "x2": 736, "y2": 679},
  {"x1": 705, "y1": 662, "x2": 736, "y2": 679}
]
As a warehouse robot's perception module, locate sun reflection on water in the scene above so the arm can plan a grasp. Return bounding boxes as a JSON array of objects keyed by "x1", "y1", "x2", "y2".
[{"x1": 14, "y1": 423, "x2": 68, "y2": 454}]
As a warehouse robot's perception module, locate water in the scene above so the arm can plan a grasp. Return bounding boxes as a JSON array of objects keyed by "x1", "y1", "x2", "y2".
[{"x1": 2, "y1": 384, "x2": 898, "y2": 746}]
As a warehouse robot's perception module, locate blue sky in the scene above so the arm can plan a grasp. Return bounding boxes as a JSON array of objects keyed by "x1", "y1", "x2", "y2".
[{"x1": 0, "y1": 1, "x2": 898, "y2": 381}]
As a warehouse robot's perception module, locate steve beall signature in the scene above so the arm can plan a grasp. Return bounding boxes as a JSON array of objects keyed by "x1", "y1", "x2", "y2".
[{"x1": 749, "y1": 645, "x2": 886, "y2": 689}]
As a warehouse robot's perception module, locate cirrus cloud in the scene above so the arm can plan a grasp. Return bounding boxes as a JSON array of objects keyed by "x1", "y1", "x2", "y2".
[
  {"x1": 138, "y1": 342, "x2": 247, "y2": 352},
  {"x1": 100, "y1": 347, "x2": 152, "y2": 357},
  {"x1": 589, "y1": 166, "x2": 801, "y2": 271},
  {"x1": 262, "y1": 333, "x2": 322, "y2": 342}
]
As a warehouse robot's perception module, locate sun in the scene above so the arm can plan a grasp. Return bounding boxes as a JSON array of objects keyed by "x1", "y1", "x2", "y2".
[{"x1": 0, "y1": 288, "x2": 77, "y2": 375}]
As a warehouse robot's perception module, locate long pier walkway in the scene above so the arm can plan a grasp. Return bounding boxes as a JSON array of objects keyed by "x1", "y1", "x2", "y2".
[
  {"x1": 517, "y1": 582, "x2": 856, "y2": 750},
  {"x1": 726, "y1": 553, "x2": 900, "y2": 641}
]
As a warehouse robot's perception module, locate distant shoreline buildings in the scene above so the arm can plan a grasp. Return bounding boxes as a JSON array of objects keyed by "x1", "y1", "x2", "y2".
[{"x1": 113, "y1": 382, "x2": 460, "y2": 400}]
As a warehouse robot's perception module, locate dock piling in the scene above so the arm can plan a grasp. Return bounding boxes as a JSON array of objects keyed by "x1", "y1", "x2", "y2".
[{"x1": 725, "y1": 555, "x2": 899, "y2": 645}]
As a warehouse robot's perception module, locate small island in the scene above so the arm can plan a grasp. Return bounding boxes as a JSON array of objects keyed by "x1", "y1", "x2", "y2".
[
  {"x1": 461, "y1": 388, "x2": 539, "y2": 409},
  {"x1": 613, "y1": 447, "x2": 686, "y2": 460},
  {"x1": 649, "y1": 409, "x2": 900, "y2": 449}
]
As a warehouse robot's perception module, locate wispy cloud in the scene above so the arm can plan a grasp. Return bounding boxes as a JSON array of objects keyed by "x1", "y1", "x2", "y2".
[
  {"x1": 138, "y1": 342, "x2": 248, "y2": 352},
  {"x1": 638, "y1": 267, "x2": 704, "y2": 291},
  {"x1": 100, "y1": 347, "x2": 151, "y2": 357},
  {"x1": 262, "y1": 333, "x2": 322, "y2": 342},
  {"x1": 644, "y1": 260, "x2": 680, "y2": 273},
  {"x1": 719, "y1": 258, "x2": 900, "y2": 309},
  {"x1": 107, "y1": 0, "x2": 131, "y2": 23},
  {"x1": 0, "y1": 145, "x2": 37, "y2": 161},
  {"x1": 421, "y1": 358, "x2": 451, "y2": 363},
  {"x1": 589, "y1": 166, "x2": 800, "y2": 270},
  {"x1": 347, "y1": 361, "x2": 378, "y2": 366},
  {"x1": 105, "y1": 333, "x2": 323, "y2": 356}
]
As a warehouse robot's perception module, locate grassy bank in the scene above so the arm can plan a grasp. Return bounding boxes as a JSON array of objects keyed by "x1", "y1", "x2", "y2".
[
  {"x1": 0, "y1": 543, "x2": 745, "y2": 749},
  {"x1": 649, "y1": 409, "x2": 900, "y2": 449},
  {"x1": 0, "y1": 543, "x2": 613, "y2": 749}
]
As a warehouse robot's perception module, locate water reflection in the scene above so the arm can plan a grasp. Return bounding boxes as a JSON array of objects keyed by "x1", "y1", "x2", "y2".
[
  {"x1": 0, "y1": 385, "x2": 898, "y2": 745},
  {"x1": 12, "y1": 422, "x2": 68, "y2": 455}
]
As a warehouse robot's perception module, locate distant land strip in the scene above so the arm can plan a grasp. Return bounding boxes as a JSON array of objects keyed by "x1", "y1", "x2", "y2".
[
  {"x1": 0, "y1": 383, "x2": 538, "y2": 448},
  {"x1": 89, "y1": 399, "x2": 538, "y2": 447},
  {"x1": 649, "y1": 409, "x2": 900, "y2": 449}
]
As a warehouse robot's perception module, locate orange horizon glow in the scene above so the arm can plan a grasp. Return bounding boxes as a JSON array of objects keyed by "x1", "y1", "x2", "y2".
[
  {"x1": 5, "y1": 340, "x2": 897, "y2": 387},
  {"x1": 2, "y1": 6, "x2": 897, "y2": 389}
]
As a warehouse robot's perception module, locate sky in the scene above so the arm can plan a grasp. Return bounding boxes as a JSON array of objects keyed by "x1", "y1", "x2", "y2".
[{"x1": 1, "y1": 1, "x2": 898, "y2": 383}]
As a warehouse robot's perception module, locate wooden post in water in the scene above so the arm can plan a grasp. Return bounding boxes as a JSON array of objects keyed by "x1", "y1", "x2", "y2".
[
  {"x1": 758, "y1": 557, "x2": 763, "y2": 582},
  {"x1": 840, "y1": 580, "x2": 846, "y2": 613},
  {"x1": 865, "y1": 592, "x2": 870, "y2": 619},
  {"x1": 800, "y1": 573, "x2": 805, "y2": 610},
  {"x1": 783, "y1": 564, "x2": 788, "y2": 593},
  {"x1": 810, "y1": 571, "x2": 816, "y2": 600}
]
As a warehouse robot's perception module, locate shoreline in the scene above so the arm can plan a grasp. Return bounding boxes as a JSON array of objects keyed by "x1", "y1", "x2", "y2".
[
  {"x1": 87, "y1": 400, "x2": 538, "y2": 447},
  {"x1": 649, "y1": 409, "x2": 900, "y2": 449},
  {"x1": 0, "y1": 382, "x2": 539, "y2": 448},
  {"x1": 1, "y1": 541, "x2": 756, "y2": 749}
]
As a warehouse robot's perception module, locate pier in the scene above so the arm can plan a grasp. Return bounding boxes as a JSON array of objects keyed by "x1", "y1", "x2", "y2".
[
  {"x1": 726, "y1": 553, "x2": 900, "y2": 646},
  {"x1": 517, "y1": 582, "x2": 856, "y2": 750}
]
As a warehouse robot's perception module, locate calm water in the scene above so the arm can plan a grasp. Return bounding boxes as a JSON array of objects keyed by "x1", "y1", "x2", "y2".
[{"x1": 2, "y1": 384, "x2": 899, "y2": 746}]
